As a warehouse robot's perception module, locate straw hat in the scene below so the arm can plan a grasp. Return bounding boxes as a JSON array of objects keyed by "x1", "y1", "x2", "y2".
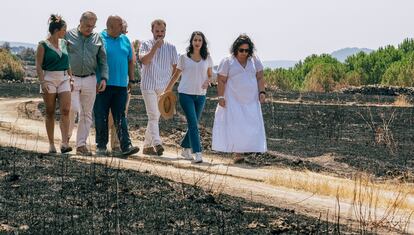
[{"x1": 158, "y1": 91, "x2": 177, "y2": 120}]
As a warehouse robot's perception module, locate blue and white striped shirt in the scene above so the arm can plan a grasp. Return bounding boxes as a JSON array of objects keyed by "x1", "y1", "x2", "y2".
[{"x1": 139, "y1": 39, "x2": 178, "y2": 90}]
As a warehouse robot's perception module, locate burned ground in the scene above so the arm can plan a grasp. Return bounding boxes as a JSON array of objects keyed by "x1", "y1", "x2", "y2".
[
  {"x1": 10, "y1": 82, "x2": 414, "y2": 182},
  {"x1": 0, "y1": 147, "x2": 353, "y2": 234}
]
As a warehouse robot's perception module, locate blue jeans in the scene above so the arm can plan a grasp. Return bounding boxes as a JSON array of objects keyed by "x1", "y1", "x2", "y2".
[
  {"x1": 94, "y1": 86, "x2": 132, "y2": 151},
  {"x1": 179, "y1": 93, "x2": 206, "y2": 153}
]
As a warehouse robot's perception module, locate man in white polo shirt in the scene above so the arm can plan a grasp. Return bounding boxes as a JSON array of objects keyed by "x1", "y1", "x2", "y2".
[{"x1": 139, "y1": 19, "x2": 178, "y2": 155}]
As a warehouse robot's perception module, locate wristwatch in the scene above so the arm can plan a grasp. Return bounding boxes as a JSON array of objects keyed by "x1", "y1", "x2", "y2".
[{"x1": 218, "y1": 96, "x2": 225, "y2": 100}]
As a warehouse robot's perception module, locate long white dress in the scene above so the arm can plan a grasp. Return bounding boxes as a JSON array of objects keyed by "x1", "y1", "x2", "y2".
[{"x1": 212, "y1": 55, "x2": 267, "y2": 153}]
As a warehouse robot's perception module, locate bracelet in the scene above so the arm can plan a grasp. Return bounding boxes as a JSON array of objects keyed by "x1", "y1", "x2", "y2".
[
  {"x1": 217, "y1": 96, "x2": 225, "y2": 100},
  {"x1": 259, "y1": 91, "x2": 266, "y2": 95}
]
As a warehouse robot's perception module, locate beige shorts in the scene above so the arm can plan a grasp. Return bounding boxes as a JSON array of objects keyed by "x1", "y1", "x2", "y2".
[{"x1": 40, "y1": 71, "x2": 71, "y2": 94}]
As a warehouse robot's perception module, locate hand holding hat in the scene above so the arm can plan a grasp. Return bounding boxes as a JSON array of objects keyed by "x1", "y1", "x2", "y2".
[{"x1": 158, "y1": 90, "x2": 177, "y2": 120}]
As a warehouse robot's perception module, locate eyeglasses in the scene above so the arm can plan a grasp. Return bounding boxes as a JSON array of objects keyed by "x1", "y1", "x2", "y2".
[
  {"x1": 84, "y1": 24, "x2": 96, "y2": 29},
  {"x1": 238, "y1": 48, "x2": 250, "y2": 53},
  {"x1": 81, "y1": 22, "x2": 96, "y2": 30}
]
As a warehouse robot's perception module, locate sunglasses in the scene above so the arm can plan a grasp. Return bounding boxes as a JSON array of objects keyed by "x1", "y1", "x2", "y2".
[{"x1": 238, "y1": 48, "x2": 250, "y2": 53}]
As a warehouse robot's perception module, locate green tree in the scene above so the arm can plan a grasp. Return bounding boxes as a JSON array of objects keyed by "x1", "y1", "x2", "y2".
[
  {"x1": 1, "y1": 42, "x2": 11, "y2": 52},
  {"x1": 17, "y1": 47, "x2": 36, "y2": 64},
  {"x1": 341, "y1": 70, "x2": 365, "y2": 87},
  {"x1": 398, "y1": 38, "x2": 414, "y2": 54},
  {"x1": 264, "y1": 68, "x2": 295, "y2": 90},
  {"x1": 381, "y1": 53, "x2": 414, "y2": 87},
  {"x1": 303, "y1": 63, "x2": 345, "y2": 92}
]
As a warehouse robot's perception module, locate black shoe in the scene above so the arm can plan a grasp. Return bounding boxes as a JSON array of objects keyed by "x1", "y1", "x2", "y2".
[
  {"x1": 154, "y1": 144, "x2": 164, "y2": 156},
  {"x1": 61, "y1": 146, "x2": 73, "y2": 154},
  {"x1": 96, "y1": 148, "x2": 109, "y2": 156},
  {"x1": 122, "y1": 145, "x2": 140, "y2": 156}
]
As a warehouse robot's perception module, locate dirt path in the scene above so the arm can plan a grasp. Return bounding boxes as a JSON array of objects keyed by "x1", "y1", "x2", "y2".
[{"x1": 0, "y1": 98, "x2": 412, "y2": 233}]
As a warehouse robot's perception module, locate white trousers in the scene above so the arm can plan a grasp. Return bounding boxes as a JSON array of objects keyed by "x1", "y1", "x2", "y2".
[
  {"x1": 142, "y1": 89, "x2": 164, "y2": 147},
  {"x1": 68, "y1": 75, "x2": 97, "y2": 147}
]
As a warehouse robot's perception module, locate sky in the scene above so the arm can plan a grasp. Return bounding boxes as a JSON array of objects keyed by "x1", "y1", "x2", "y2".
[{"x1": 2, "y1": 0, "x2": 414, "y2": 63}]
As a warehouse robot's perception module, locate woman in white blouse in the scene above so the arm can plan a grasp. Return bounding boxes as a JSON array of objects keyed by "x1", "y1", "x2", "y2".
[
  {"x1": 212, "y1": 34, "x2": 267, "y2": 163},
  {"x1": 164, "y1": 31, "x2": 213, "y2": 163}
]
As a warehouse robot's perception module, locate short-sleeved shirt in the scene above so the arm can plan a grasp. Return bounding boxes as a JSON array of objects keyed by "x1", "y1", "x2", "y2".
[
  {"x1": 139, "y1": 40, "x2": 178, "y2": 90},
  {"x1": 177, "y1": 54, "x2": 213, "y2": 95},
  {"x1": 100, "y1": 30, "x2": 132, "y2": 87},
  {"x1": 218, "y1": 55, "x2": 264, "y2": 78},
  {"x1": 40, "y1": 39, "x2": 69, "y2": 71}
]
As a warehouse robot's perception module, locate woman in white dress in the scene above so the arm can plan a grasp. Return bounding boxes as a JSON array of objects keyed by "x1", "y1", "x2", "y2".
[{"x1": 212, "y1": 34, "x2": 267, "y2": 162}]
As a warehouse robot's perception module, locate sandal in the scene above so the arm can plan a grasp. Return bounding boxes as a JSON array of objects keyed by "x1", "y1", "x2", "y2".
[{"x1": 60, "y1": 145, "x2": 73, "y2": 154}]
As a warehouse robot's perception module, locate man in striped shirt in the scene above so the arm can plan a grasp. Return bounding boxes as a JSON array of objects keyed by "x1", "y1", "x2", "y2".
[{"x1": 139, "y1": 19, "x2": 178, "y2": 155}]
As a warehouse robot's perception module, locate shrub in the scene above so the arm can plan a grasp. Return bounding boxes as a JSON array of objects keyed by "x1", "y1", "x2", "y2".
[
  {"x1": 342, "y1": 70, "x2": 364, "y2": 87},
  {"x1": 264, "y1": 68, "x2": 295, "y2": 90},
  {"x1": 303, "y1": 63, "x2": 344, "y2": 92},
  {"x1": 0, "y1": 49, "x2": 24, "y2": 81}
]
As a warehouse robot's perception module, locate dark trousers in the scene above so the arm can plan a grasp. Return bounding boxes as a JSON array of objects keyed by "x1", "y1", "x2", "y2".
[
  {"x1": 179, "y1": 93, "x2": 206, "y2": 153},
  {"x1": 94, "y1": 85, "x2": 131, "y2": 151}
]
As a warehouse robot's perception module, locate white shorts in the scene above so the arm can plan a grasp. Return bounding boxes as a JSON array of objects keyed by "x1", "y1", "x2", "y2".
[{"x1": 40, "y1": 71, "x2": 71, "y2": 94}]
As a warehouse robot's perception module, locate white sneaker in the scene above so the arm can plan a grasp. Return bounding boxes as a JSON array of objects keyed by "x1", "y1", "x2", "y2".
[
  {"x1": 193, "y1": 152, "x2": 203, "y2": 163},
  {"x1": 181, "y1": 148, "x2": 193, "y2": 160}
]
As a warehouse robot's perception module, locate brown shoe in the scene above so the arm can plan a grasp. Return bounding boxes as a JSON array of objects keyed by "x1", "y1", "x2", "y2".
[
  {"x1": 76, "y1": 146, "x2": 92, "y2": 156},
  {"x1": 142, "y1": 146, "x2": 157, "y2": 155},
  {"x1": 233, "y1": 153, "x2": 245, "y2": 164},
  {"x1": 154, "y1": 144, "x2": 164, "y2": 156}
]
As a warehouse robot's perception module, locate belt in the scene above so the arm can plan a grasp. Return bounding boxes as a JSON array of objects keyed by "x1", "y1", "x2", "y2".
[
  {"x1": 73, "y1": 73, "x2": 95, "y2": 78},
  {"x1": 45, "y1": 70, "x2": 68, "y2": 75}
]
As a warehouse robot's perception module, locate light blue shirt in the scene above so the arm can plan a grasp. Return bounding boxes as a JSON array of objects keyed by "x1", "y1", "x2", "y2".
[{"x1": 99, "y1": 30, "x2": 132, "y2": 87}]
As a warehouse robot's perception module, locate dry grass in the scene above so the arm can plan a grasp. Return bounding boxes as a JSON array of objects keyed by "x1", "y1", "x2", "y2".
[
  {"x1": 267, "y1": 169, "x2": 414, "y2": 211},
  {"x1": 393, "y1": 95, "x2": 411, "y2": 107},
  {"x1": 268, "y1": 169, "x2": 414, "y2": 231}
]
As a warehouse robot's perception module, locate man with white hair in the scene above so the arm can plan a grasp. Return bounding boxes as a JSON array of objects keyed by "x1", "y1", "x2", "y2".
[{"x1": 65, "y1": 11, "x2": 108, "y2": 156}]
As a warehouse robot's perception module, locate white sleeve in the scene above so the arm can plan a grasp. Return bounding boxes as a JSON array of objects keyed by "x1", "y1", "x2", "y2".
[
  {"x1": 217, "y1": 57, "x2": 229, "y2": 77},
  {"x1": 207, "y1": 55, "x2": 214, "y2": 68},
  {"x1": 171, "y1": 45, "x2": 178, "y2": 65},
  {"x1": 177, "y1": 54, "x2": 185, "y2": 71},
  {"x1": 253, "y1": 55, "x2": 264, "y2": 72}
]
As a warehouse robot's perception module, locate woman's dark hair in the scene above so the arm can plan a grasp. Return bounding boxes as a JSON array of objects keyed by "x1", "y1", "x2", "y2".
[
  {"x1": 48, "y1": 14, "x2": 66, "y2": 35},
  {"x1": 231, "y1": 34, "x2": 255, "y2": 57},
  {"x1": 186, "y1": 31, "x2": 209, "y2": 60}
]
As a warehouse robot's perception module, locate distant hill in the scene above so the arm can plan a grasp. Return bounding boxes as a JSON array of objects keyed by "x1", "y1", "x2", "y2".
[
  {"x1": 262, "y1": 47, "x2": 374, "y2": 70},
  {"x1": 262, "y1": 60, "x2": 297, "y2": 69},
  {"x1": 0, "y1": 41, "x2": 37, "y2": 49},
  {"x1": 330, "y1": 47, "x2": 373, "y2": 62},
  {"x1": 0, "y1": 41, "x2": 37, "y2": 54}
]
